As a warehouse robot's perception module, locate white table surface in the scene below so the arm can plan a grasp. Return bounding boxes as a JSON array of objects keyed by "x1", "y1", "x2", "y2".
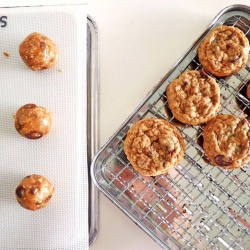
[{"x1": 1, "y1": 1, "x2": 250, "y2": 249}]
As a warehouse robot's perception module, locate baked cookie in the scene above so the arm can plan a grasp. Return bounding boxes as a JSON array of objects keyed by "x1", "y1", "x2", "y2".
[
  {"x1": 124, "y1": 118, "x2": 185, "y2": 176},
  {"x1": 203, "y1": 114, "x2": 250, "y2": 169},
  {"x1": 166, "y1": 70, "x2": 220, "y2": 125},
  {"x1": 16, "y1": 174, "x2": 54, "y2": 211},
  {"x1": 19, "y1": 32, "x2": 58, "y2": 70},
  {"x1": 198, "y1": 25, "x2": 249, "y2": 77}
]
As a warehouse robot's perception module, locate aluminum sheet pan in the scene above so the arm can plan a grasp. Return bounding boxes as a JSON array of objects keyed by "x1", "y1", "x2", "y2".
[
  {"x1": 0, "y1": 5, "x2": 99, "y2": 249},
  {"x1": 87, "y1": 15, "x2": 99, "y2": 246},
  {"x1": 91, "y1": 4, "x2": 250, "y2": 250}
]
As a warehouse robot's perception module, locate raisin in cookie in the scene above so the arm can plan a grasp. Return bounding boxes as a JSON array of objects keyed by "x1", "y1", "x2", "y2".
[
  {"x1": 166, "y1": 70, "x2": 220, "y2": 125},
  {"x1": 198, "y1": 25, "x2": 249, "y2": 77},
  {"x1": 247, "y1": 84, "x2": 250, "y2": 99},
  {"x1": 124, "y1": 118, "x2": 185, "y2": 176},
  {"x1": 203, "y1": 114, "x2": 250, "y2": 169}
]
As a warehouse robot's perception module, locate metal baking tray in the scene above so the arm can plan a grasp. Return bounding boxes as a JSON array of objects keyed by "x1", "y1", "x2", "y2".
[
  {"x1": 87, "y1": 16, "x2": 99, "y2": 246},
  {"x1": 91, "y1": 4, "x2": 250, "y2": 250},
  {"x1": 0, "y1": 5, "x2": 99, "y2": 247}
]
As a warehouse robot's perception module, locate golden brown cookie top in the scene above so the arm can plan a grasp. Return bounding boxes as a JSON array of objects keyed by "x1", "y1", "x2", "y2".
[
  {"x1": 203, "y1": 114, "x2": 250, "y2": 169},
  {"x1": 166, "y1": 70, "x2": 220, "y2": 125},
  {"x1": 15, "y1": 174, "x2": 54, "y2": 211},
  {"x1": 124, "y1": 118, "x2": 185, "y2": 176},
  {"x1": 19, "y1": 32, "x2": 58, "y2": 71},
  {"x1": 198, "y1": 25, "x2": 249, "y2": 77}
]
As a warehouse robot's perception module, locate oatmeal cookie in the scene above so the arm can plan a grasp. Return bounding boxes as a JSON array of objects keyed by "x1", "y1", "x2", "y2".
[
  {"x1": 166, "y1": 70, "x2": 220, "y2": 125},
  {"x1": 203, "y1": 114, "x2": 250, "y2": 169},
  {"x1": 198, "y1": 25, "x2": 249, "y2": 77},
  {"x1": 124, "y1": 118, "x2": 185, "y2": 176}
]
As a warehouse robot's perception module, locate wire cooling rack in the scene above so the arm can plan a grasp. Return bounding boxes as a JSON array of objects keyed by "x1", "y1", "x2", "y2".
[{"x1": 92, "y1": 5, "x2": 250, "y2": 250}]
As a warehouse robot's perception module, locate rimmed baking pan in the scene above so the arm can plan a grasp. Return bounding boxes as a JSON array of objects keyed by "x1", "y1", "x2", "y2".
[
  {"x1": 91, "y1": 4, "x2": 250, "y2": 249},
  {"x1": 0, "y1": 5, "x2": 99, "y2": 248}
]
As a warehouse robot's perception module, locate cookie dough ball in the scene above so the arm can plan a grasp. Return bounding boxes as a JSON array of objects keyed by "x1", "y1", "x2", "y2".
[
  {"x1": 15, "y1": 174, "x2": 54, "y2": 211},
  {"x1": 124, "y1": 118, "x2": 185, "y2": 176},
  {"x1": 19, "y1": 32, "x2": 58, "y2": 70},
  {"x1": 15, "y1": 103, "x2": 52, "y2": 139}
]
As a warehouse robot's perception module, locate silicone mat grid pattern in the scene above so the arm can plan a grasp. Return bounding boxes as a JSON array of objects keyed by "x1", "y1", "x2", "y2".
[
  {"x1": 0, "y1": 6, "x2": 88, "y2": 250},
  {"x1": 93, "y1": 12, "x2": 250, "y2": 250}
]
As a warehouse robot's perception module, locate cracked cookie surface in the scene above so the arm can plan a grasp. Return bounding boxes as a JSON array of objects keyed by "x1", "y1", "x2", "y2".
[
  {"x1": 124, "y1": 118, "x2": 185, "y2": 176},
  {"x1": 198, "y1": 25, "x2": 249, "y2": 77},
  {"x1": 203, "y1": 114, "x2": 250, "y2": 169},
  {"x1": 166, "y1": 70, "x2": 220, "y2": 125}
]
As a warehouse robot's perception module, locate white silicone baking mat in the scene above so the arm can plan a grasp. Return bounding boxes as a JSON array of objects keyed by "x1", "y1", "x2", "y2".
[{"x1": 0, "y1": 5, "x2": 88, "y2": 250}]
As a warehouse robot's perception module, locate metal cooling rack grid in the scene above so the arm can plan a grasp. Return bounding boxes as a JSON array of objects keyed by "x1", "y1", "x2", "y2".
[
  {"x1": 92, "y1": 9, "x2": 250, "y2": 250},
  {"x1": 146, "y1": 57, "x2": 250, "y2": 248}
]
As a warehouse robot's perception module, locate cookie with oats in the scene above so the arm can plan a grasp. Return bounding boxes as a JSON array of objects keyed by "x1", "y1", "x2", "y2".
[
  {"x1": 203, "y1": 114, "x2": 250, "y2": 169},
  {"x1": 166, "y1": 70, "x2": 220, "y2": 125},
  {"x1": 16, "y1": 174, "x2": 54, "y2": 211},
  {"x1": 198, "y1": 25, "x2": 249, "y2": 77},
  {"x1": 124, "y1": 118, "x2": 185, "y2": 176},
  {"x1": 19, "y1": 32, "x2": 58, "y2": 71}
]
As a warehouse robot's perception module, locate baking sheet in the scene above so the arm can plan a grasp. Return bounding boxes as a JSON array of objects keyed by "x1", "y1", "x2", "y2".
[
  {"x1": 87, "y1": 16, "x2": 99, "y2": 246},
  {"x1": 91, "y1": 5, "x2": 250, "y2": 250},
  {"x1": 0, "y1": 5, "x2": 89, "y2": 249}
]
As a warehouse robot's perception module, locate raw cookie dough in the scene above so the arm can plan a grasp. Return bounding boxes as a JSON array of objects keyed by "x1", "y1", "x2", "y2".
[
  {"x1": 15, "y1": 174, "x2": 54, "y2": 211},
  {"x1": 15, "y1": 103, "x2": 52, "y2": 139},
  {"x1": 19, "y1": 32, "x2": 58, "y2": 70}
]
